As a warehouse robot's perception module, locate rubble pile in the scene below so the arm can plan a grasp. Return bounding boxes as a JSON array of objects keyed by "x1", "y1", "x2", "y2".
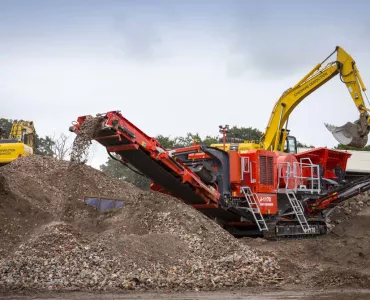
[
  {"x1": 326, "y1": 191, "x2": 370, "y2": 231},
  {"x1": 0, "y1": 154, "x2": 281, "y2": 292},
  {"x1": 242, "y1": 195, "x2": 370, "y2": 289},
  {"x1": 1, "y1": 154, "x2": 139, "y2": 219},
  {"x1": 95, "y1": 192, "x2": 282, "y2": 291},
  {"x1": 309, "y1": 205, "x2": 370, "y2": 288},
  {"x1": 0, "y1": 223, "x2": 125, "y2": 291}
]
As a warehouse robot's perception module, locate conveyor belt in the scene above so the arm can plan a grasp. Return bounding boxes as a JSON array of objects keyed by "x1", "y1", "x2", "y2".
[
  {"x1": 94, "y1": 129, "x2": 207, "y2": 204},
  {"x1": 80, "y1": 115, "x2": 241, "y2": 222},
  {"x1": 309, "y1": 174, "x2": 370, "y2": 214}
]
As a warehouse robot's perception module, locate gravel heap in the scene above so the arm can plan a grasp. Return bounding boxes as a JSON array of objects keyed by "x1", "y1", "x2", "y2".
[
  {"x1": 0, "y1": 154, "x2": 282, "y2": 292},
  {"x1": 326, "y1": 191, "x2": 370, "y2": 231},
  {"x1": 0, "y1": 116, "x2": 282, "y2": 291},
  {"x1": 1, "y1": 223, "x2": 125, "y2": 291}
]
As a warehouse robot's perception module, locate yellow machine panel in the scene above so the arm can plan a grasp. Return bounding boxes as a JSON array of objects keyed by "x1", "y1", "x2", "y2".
[
  {"x1": 0, "y1": 143, "x2": 33, "y2": 165},
  {"x1": 0, "y1": 120, "x2": 35, "y2": 165}
]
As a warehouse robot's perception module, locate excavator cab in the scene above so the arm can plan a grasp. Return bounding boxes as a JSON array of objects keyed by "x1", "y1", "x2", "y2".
[
  {"x1": 277, "y1": 129, "x2": 297, "y2": 154},
  {"x1": 284, "y1": 136, "x2": 298, "y2": 154}
]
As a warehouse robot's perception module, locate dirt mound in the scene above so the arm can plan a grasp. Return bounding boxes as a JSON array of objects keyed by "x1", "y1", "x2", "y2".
[
  {"x1": 0, "y1": 223, "x2": 124, "y2": 291},
  {"x1": 0, "y1": 169, "x2": 52, "y2": 258},
  {"x1": 326, "y1": 192, "x2": 370, "y2": 231},
  {"x1": 314, "y1": 206, "x2": 370, "y2": 279},
  {"x1": 243, "y1": 196, "x2": 370, "y2": 288},
  {"x1": 0, "y1": 155, "x2": 139, "y2": 256},
  {"x1": 302, "y1": 204, "x2": 370, "y2": 284},
  {"x1": 0, "y1": 155, "x2": 281, "y2": 292},
  {"x1": 91, "y1": 192, "x2": 282, "y2": 290},
  {"x1": 311, "y1": 269, "x2": 370, "y2": 288}
]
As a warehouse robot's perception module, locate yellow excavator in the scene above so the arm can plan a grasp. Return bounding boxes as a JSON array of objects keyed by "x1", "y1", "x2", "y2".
[
  {"x1": 0, "y1": 120, "x2": 36, "y2": 165},
  {"x1": 212, "y1": 46, "x2": 370, "y2": 153}
]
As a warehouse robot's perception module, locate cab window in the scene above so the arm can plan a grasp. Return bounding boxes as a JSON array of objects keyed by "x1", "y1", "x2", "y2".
[{"x1": 284, "y1": 136, "x2": 297, "y2": 154}]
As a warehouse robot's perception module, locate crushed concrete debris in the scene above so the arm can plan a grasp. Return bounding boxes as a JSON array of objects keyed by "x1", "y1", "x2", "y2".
[
  {"x1": 0, "y1": 155, "x2": 281, "y2": 292},
  {"x1": 70, "y1": 116, "x2": 104, "y2": 165},
  {"x1": 326, "y1": 191, "x2": 370, "y2": 230},
  {"x1": 242, "y1": 195, "x2": 370, "y2": 289},
  {"x1": 1, "y1": 117, "x2": 369, "y2": 292}
]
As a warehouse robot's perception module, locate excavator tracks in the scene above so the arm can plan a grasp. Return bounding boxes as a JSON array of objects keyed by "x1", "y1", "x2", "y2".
[{"x1": 262, "y1": 221, "x2": 327, "y2": 241}]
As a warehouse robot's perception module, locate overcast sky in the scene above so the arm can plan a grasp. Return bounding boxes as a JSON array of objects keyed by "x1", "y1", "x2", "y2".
[{"x1": 1, "y1": 0, "x2": 370, "y2": 169}]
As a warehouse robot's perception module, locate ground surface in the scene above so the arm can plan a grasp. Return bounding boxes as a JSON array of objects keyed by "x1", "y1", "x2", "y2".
[
  {"x1": 241, "y1": 205, "x2": 370, "y2": 289},
  {"x1": 1, "y1": 121, "x2": 369, "y2": 297},
  {"x1": 1, "y1": 154, "x2": 370, "y2": 297},
  {"x1": 2, "y1": 289, "x2": 370, "y2": 300}
]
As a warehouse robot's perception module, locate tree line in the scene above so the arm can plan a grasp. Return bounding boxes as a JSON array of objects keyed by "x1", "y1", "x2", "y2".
[
  {"x1": 2, "y1": 117, "x2": 367, "y2": 190},
  {"x1": 99, "y1": 126, "x2": 317, "y2": 190},
  {"x1": 99, "y1": 126, "x2": 370, "y2": 190}
]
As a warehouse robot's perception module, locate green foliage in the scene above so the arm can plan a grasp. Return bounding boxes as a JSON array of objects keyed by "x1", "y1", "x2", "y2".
[
  {"x1": 99, "y1": 128, "x2": 260, "y2": 189},
  {"x1": 99, "y1": 133, "x2": 219, "y2": 190},
  {"x1": 156, "y1": 133, "x2": 218, "y2": 148},
  {"x1": 202, "y1": 135, "x2": 218, "y2": 146},
  {"x1": 100, "y1": 154, "x2": 129, "y2": 180},
  {"x1": 35, "y1": 134, "x2": 55, "y2": 156},
  {"x1": 334, "y1": 144, "x2": 370, "y2": 151},
  {"x1": 99, "y1": 126, "x2": 342, "y2": 190},
  {"x1": 226, "y1": 126, "x2": 263, "y2": 142},
  {"x1": 100, "y1": 154, "x2": 151, "y2": 190},
  {"x1": 156, "y1": 135, "x2": 178, "y2": 149},
  {"x1": 0, "y1": 118, "x2": 13, "y2": 137},
  {"x1": 176, "y1": 132, "x2": 201, "y2": 147},
  {"x1": 297, "y1": 141, "x2": 315, "y2": 148}
]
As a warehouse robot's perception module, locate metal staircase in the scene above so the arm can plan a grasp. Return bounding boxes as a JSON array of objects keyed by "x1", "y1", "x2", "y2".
[
  {"x1": 285, "y1": 190, "x2": 313, "y2": 233},
  {"x1": 240, "y1": 186, "x2": 268, "y2": 231}
]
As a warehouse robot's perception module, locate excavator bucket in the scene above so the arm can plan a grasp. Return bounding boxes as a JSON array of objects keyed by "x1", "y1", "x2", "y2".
[{"x1": 325, "y1": 121, "x2": 368, "y2": 148}]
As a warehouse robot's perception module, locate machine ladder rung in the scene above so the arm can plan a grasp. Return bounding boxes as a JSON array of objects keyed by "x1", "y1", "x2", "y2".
[
  {"x1": 240, "y1": 186, "x2": 268, "y2": 231},
  {"x1": 286, "y1": 190, "x2": 313, "y2": 233}
]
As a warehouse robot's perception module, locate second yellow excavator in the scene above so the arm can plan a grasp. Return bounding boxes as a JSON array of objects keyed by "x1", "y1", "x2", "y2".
[
  {"x1": 0, "y1": 120, "x2": 36, "y2": 165},
  {"x1": 212, "y1": 46, "x2": 370, "y2": 153}
]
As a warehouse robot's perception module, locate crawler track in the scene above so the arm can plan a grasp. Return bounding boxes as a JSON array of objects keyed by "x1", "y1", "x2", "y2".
[{"x1": 263, "y1": 221, "x2": 327, "y2": 240}]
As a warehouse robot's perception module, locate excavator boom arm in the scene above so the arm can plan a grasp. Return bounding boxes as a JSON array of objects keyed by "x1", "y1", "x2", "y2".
[
  {"x1": 261, "y1": 46, "x2": 369, "y2": 151},
  {"x1": 336, "y1": 46, "x2": 368, "y2": 110}
]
